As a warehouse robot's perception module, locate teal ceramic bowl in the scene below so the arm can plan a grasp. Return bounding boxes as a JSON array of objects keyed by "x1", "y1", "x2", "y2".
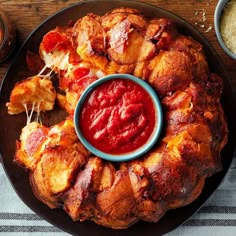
[
  {"x1": 214, "y1": 0, "x2": 236, "y2": 60},
  {"x1": 74, "y1": 74, "x2": 163, "y2": 162}
]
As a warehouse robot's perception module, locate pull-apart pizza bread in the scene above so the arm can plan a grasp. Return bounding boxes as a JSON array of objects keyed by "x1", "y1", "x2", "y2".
[{"x1": 7, "y1": 7, "x2": 228, "y2": 229}]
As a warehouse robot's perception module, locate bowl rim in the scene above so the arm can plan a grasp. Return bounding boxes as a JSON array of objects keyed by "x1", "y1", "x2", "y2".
[
  {"x1": 214, "y1": 0, "x2": 236, "y2": 60},
  {"x1": 73, "y1": 73, "x2": 163, "y2": 162}
]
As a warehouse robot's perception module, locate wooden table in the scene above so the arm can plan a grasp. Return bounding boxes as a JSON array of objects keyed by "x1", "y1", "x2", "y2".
[
  {"x1": 0, "y1": 1, "x2": 235, "y2": 235},
  {"x1": 0, "y1": 0, "x2": 236, "y2": 91}
]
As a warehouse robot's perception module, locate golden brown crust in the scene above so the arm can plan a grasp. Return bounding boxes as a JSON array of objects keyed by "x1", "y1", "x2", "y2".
[
  {"x1": 14, "y1": 122, "x2": 49, "y2": 170},
  {"x1": 6, "y1": 76, "x2": 56, "y2": 115},
  {"x1": 29, "y1": 119, "x2": 89, "y2": 208},
  {"x1": 12, "y1": 7, "x2": 228, "y2": 229}
]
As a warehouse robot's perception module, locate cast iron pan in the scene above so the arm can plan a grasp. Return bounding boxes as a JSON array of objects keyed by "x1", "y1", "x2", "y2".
[{"x1": 0, "y1": 1, "x2": 236, "y2": 235}]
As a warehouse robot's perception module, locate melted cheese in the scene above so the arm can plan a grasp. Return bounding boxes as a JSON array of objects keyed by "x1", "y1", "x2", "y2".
[
  {"x1": 41, "y1": 50, "x2": 70, "y2": 71},
  {"x1": 6, "y1": 76, "x2": 56, "y2": 119}
]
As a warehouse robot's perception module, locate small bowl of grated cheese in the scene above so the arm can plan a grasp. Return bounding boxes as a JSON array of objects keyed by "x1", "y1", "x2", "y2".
[{"x1": 214, "y1": 0, "x2": 236, "y2": 60}]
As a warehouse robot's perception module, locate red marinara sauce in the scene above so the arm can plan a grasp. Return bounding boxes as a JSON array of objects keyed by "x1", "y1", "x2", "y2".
[{"x1": 79, "y1": 79, "x2": 156, "y2": 154}]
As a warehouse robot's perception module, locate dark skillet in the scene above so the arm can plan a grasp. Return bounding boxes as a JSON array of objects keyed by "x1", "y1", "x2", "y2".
[{"x1": 0, "y1": 1, "x2": 236, "y2": 235}]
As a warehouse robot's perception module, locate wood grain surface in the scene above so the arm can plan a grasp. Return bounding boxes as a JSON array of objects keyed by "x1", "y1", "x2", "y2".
[{"x1": 0, "y1": 0, "x2": 235, "y2": 89}]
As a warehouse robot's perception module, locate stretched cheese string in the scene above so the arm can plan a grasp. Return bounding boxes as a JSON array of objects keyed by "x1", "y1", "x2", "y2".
[
  {"x1": 37, "y1": 64, "x2": 55, "y2": 80},
  {"x1": 36, "y1": 102, "x2": 42, "y2": 124},
  {"x1": 37, "y1": 64, "x2": 48, "y2": 76},
  {"x1": 28, "y1": 102, "x2": 35, "y2": 125},
  {"x1": 23, "y1": 103, "x2": 30, "y2": 125},
  {"x1": 23, "y1": 102, "x2": 37, "y2": 125}
]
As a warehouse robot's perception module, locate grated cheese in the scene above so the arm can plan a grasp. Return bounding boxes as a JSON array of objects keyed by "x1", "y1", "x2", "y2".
[
  {"x1": 193, "y1": 8, "x2": 212, "y2": 33},
  {"x1": 220, "y1": 0, "x2": 236, "y2": 54}
]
